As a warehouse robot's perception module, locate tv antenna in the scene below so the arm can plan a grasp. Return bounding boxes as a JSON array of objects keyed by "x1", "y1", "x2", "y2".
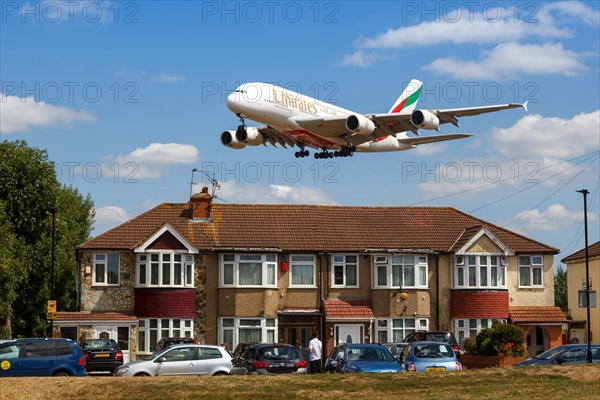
[{"x1": 189, "y1": 168, "x2": 226, "y2": 202}]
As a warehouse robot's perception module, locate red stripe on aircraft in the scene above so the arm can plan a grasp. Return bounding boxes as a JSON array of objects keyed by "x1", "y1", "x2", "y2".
[{"x1": 284, "y1": 130, "x2": 342, "y2": 150}]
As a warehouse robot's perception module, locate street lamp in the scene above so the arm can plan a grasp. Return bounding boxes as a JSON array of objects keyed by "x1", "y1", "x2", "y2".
[{"x1": 576, "y1": 189, "x2": 592, "y2": 364}]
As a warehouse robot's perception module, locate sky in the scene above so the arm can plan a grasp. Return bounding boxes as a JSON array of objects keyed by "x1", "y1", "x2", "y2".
[{"x1": 1, "y1": 1, "x2": 599, "y2": 266}]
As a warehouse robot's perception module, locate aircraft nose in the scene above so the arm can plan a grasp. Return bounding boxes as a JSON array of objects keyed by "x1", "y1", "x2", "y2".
[{"x1": 226, "y1": 92, "x2": 237, "y2": 111}]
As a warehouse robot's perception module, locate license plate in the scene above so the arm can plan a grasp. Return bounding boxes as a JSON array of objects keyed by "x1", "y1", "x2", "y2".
[
  {"x1": 426, "y1": 367, "x2": 446, "y2": 372},
  {"x1": 95, "y1": 353, "x2": 110, "y2": 358}
]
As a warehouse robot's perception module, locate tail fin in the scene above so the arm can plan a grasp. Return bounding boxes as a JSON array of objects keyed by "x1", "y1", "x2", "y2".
[{"x1": 388, "y1": 79, "x2": 423, "y2": 114}]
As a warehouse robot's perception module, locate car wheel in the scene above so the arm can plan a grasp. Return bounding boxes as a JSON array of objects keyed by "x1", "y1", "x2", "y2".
[
  {"x1": 53, "y1": 371, "x2": 71, "y2": 377},
  {"x1": 213, "y1": 371, "x2": 228, "y2": 376},
  {"x1": 134, "y1": 372, "x2": 150, "y2": 376}
]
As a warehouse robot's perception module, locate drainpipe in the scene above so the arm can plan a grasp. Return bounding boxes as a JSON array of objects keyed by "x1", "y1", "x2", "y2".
[{"x1": 436, "y1": 254, "x2": 440, "y2": 330}]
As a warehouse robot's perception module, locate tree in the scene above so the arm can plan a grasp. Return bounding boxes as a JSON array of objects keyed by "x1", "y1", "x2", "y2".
[
  {"x1": 0, "y1": 140, "x2": 94, "y2": 337},
  {"x1": 555, "y1": 265, "x2": 568, "y2": 308}
]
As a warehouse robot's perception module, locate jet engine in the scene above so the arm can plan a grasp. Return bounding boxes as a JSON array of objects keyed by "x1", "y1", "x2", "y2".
[
  {"x1": 235, "y1": 127, "x2": 264, "y2": 146},
  {"x1": 221, "y1": 130, "x2": 246, "y2": 149},
  {"x1": 346, "y1": 114, "x2": 375, "y2": 135},
  {"x1": 410, "y1": 110, "x2": 440, "y2": 130}
]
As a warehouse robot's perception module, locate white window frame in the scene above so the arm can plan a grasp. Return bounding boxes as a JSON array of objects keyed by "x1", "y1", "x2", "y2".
[
  {"x1": 218, "y1": 317, "x2": 278, "y2": 350},
  {"x1": 137, "y1": 318, "x2": 194, "y2": 354},
  {"x1": 518, "y1": 255, "x2": 544, "y2": 288},
  {"x1": 331, "y1": 255, "x2": 359, "y2": 288},
  {"x1": 136, "y1": 252, "x2": 194, "y2": 288},
  {"x1": 452, "y1": 254, "x2": 507, "y2": 289},
  {"x1": 372, "y1": 254, "x2": 428, "y2": 289},
  {"x1": 288, "y1": 254, "x2": 316, "y2": 288},
  {"x1": 219, "y1": 254, "x2": 278, "y2": 288},
  {"x1": 453, "y1": 318, "x2": 506, "y2": 347},
  {"x1": 376, "y1": 318, "x2": 429, "y2": 343},
  {"x1": 92, "y1": 253, "x2": 120, "y2": 286}
]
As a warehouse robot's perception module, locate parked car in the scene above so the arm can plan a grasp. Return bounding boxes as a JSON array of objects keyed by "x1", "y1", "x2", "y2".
[
  {"x1": 0, "y1": 338, "x2": 87, "y2": 377},
  {"x1": 403, "y1": 331, "x2": 461, "y2": 357},
  {"x1": 400, "y1": 341, "x2": 462, "y2": 372},
  {"x1": 153, "y1": 337, "x2": 195, "y2": 354},
  {"x1": 231, "y1": 343, "x2": 307, "y2": 375},
  {"x1": 514, "y1": 344, "x2": 600, "y2": 367},
  {"x1": 232, "y1": 342, "x2": 260, "y2": 360},
  {"x1": 325, "y1": 343, "x2": 403, "y2": 373},
  {"x1": 382, "y1": 342, "x2": 409, "y2": 359},
  {"x1": 114, "y1": 344, "x2": 232, "y2": 376},
  {"x1": 79, "y1": 339, "x2": 123, "y2": 374}
]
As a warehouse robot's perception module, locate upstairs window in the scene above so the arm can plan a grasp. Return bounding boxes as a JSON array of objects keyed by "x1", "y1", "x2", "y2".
[
  {"x1": 452, "y1": 255, "x2": 506, "y2": 289},
  {"x1": 93, "y1": 253, "x2": 120, "y2": 286},
  {"x1": 519, "y1": 255, "x2": 544, "y2": 288},
  {"x1": 220, "y1": 254, "x2": 277, "y2": 288},
  {"x1": 289, "y1": 254, "x2": 316, "y2": 288},
  {"x1": 331, "y1": 255, "x2": 358, "y2": 288},
  {"x1": 373, "y1": 255, "x2": 428, "y2": 289},
  {"x1": 136, "y1": 253, "x2": 194, "y2": 288}
]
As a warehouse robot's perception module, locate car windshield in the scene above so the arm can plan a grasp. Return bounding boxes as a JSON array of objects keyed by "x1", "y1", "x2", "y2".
[
  {"x1": 413, "y1": 343, "x2": 454, "y2": 359},
  {"x1": 423, "y1": 333, "x2": 451, "y2": 343},
  {"x1": 258, "y1": 346, "x2": 299, "y2": 360},
  {"x1": 81, "y1": 340, "x2": 113, "y2": 350},
  {"x1": 347, "y1": 346, "x2": 395, "y2": 362},
  {"x1": 535, "y1": 346, "x2": 568, "y2": 360}
]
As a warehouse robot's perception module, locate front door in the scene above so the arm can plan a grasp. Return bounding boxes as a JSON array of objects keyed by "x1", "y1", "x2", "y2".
[
  {"x1": 335, "y1": 324, "x2": 363, "y2": 345},
  {"x1": 92, "y1": 325, "x2": 130, "y2": 363},
  {"x1": 286, "y1": 327, "x2": 312, "y2": 360}
]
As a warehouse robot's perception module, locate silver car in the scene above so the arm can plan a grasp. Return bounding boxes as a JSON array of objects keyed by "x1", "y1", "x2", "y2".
[{"x1": 114, "y1": 344, "x2": 232, "y2": 376}]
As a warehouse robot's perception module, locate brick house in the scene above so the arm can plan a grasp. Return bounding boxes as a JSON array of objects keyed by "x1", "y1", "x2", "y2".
[{"x1": 55, "y1": 188, "x2": 566, "y2": 360}]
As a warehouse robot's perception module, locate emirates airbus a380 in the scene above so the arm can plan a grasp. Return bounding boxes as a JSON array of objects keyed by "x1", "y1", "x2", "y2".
[{"x1": 221, "y1": 80, "x2": 527, "y2": 159}]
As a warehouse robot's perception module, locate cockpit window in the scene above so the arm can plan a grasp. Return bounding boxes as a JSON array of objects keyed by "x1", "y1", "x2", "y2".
[{"x1": 234, "y1": 90, "x2": 246, "y2": 93}]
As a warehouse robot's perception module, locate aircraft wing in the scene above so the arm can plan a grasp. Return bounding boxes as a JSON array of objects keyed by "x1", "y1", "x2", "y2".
[
  {"x1": 397, "y1": 133, "x2": 472, "y2": 146},
  {"x1": 255, "y1": 126, "x2": 307, "y2": 148}
]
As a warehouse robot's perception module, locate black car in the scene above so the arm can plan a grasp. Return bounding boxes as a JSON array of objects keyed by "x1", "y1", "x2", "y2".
[
  {"x1": 79, "y1": 339, "x2": 123, "y2": 374},
  {"x1": 403, "y1": 331, "x2": 461, "y2": 358},
  {"x1": 514, "y1": 344, "x2": 600, "y2": 367},
  {"x1": 231, "y1": 343, "x2": 307, "y2": 375}
]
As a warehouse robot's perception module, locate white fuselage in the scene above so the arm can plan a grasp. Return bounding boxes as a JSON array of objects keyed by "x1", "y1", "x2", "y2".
[{"x1": 226, "y1": 82, "x2": 413, "y2": 152}]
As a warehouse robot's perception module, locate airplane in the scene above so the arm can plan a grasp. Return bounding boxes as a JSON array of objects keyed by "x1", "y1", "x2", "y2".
[{"x1": 221, "y1": 80, "x2": 527, "y2": 159}]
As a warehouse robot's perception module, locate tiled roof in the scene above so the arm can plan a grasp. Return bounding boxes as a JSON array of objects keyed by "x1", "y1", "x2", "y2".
[
  {"x1": 55, "y1": 312, "x2": 137, "y2": 322},
  {"x1": 561, "y1": 240, "x2": 600, "y2": 263},
  {"x1": 79, "y1": 203, "x2": 558, "y2": 254},
  {"x1": 509, "y1": 307, "x2": 568, "y2": 323},
  {"x1": 323, "y1": 299, "x2": 374, "y2": 320}
]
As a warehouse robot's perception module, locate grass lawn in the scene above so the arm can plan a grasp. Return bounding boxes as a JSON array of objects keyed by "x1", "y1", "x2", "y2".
[{"x1": 1, "y1": 364, "x2": 599, "y2": 400}]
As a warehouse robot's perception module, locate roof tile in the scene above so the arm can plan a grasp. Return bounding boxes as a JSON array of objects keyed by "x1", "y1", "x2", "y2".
[
  {"x1": 509, "y1": 306, "x2": 568, "y2": 323},
  {"x1": 323, "y1": 299, "x2": 374, "y2": 320}
]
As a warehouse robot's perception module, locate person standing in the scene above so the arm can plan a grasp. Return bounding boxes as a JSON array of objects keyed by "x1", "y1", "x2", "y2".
[{"x1": 308, "y1": 331, "x2": 322, "y2": 373}]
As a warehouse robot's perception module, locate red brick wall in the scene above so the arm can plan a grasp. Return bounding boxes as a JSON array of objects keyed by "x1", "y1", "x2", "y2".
[
  {"x1": 519, "y1": 324, "x2": 564, "y2": 350},
  {"x1": 451, "y1": 290, "x2": 509, "y2": 319}
]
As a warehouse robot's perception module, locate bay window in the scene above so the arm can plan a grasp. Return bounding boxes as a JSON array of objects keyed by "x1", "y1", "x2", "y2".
[
  {"x1": 136, "y1": 253, "x2": 194, "y2": 288},
  {"x1": 452, "y1": 255, "x2": 506, "y2": 289},
  {"x1": 219, "y1": 317, "x2": 277, "y2": 349},
  {"x1": 137, "y1": 318, "x2": 194, "y2": 354},
  {"x1": 220, "y1": 254, "x2": 277, "y2": 287},
  {"x1": 376, "y1": 318, "x2": 429, "y2": 343},
  {"x1": 373, "y1": 255, "x2": 428, "y2": 289}
]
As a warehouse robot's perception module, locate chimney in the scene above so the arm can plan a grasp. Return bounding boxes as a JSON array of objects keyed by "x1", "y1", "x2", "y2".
[{"x1": 190, "y1": 186, "x2": 212, "y2": 220}]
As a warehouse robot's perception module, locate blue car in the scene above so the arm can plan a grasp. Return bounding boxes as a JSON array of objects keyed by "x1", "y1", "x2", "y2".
[
  {"x1": 325, "y1": 343, "x2": 403, "y2": 373},
  {"x1": 400, "y1": 341, "x2": 462, "y2": 372},
  {"x1": 514, "y1": 344, "x2": 600, "y2": 367},
  {"x1": 0, "y1": 338, "x2": 87, "y2": 377}
]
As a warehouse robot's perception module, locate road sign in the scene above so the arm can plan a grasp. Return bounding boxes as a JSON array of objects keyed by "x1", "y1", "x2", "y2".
[{"x1": 47, "y1": 300, "x2": 57, "y2": 320}]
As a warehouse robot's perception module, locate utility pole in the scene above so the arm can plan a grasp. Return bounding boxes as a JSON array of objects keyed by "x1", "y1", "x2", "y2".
[
  {"x1": 50, "y1": 207, "x2": 56, "y2": 337},
  {"x1": 576, "y1": 189, "x2": 592, "y2": 364}
]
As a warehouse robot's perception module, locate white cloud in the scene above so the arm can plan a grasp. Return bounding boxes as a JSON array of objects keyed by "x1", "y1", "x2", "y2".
[
  {"x1": 94, "y1": 206, "x2": 130, "y2": 229},
  {"x1": 491, "y1": 110, "x2": 600, "y2": 159},
  {"x1": 0, "y1": 93, "x2": 96, "y2": 133},
  {"x1": 339, "y1": 50, "x2": 395, "y2": 67},
  {"x1": 511, "y1": 203, "x2": 599, "y2": 231},
  {"x1": 218, "y1": 181, "x2": 337, "y2": 205},
  {"x1": 412, "y1": 142, "x2": 448, "y2": 156},
  {"x1": 150, "y1": 74, "x2": 186, "y2": 83},
  {"x1": 357, "y1": 2, "x2": 597, "y2": 49},
  {"x1": 111, "y1": 143, "x2": 199, "y2": 178},
  {"x1": 423, "y1": 42, "x2": 587, "y2": 80}
]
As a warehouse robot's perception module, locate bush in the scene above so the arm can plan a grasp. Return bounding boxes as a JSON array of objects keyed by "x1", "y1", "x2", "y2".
[
  {"x1": 464, "y1": 337, "x2": 478, "y2": 355},
  {"x1": 476, "y1": 328, "x2": 494, "y2": 352},
  {"x1": 490, "y1": 323, "x2": 525, "y2": 357},
  {"x1": 480, "y1": 338, "x2": 498, "y2": 356}
]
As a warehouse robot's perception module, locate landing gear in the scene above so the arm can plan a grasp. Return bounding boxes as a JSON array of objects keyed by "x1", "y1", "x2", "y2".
[
  {"x1": 235, "y1": 114, "x2": 247, "y2": 139},
  {"x1": 314, "y1": 146, "x2": 356, "y2": 159},
  {"x1": 295, "y1": 150, "x2": 310, "y2": 158}
]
